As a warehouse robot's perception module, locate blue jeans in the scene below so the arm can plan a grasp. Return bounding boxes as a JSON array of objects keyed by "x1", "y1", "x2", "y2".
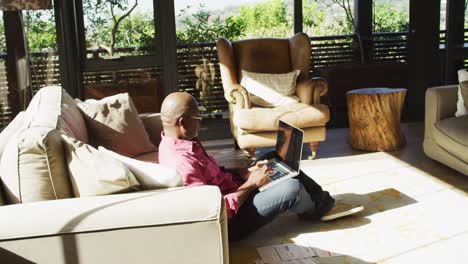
[{"x1": 228, "y1": 171, "x2": 335, "y2": 241}]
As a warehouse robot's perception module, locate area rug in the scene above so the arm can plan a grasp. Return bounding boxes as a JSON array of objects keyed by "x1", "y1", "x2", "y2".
[{"x1": 229, "y1": 152, "x2": 468, "y2": 264}]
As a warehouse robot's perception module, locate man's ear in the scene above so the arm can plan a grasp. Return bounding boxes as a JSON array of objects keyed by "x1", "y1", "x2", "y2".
[{"x1": 177, "y1": 117, "x2": 185, "y2": 127}]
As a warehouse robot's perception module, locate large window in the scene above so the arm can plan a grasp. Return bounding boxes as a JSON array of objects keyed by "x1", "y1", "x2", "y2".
[
  {"x1": 175, "y1": 0, "x2": 294, "y2": 44},
  {"x1": 0, "y1": 12, "x2": 9, "y2": 128},
  {"x1": 22, "y1": 8, "x2": 61, "y2": 93},
  {"x1": 303, "y1": 0, "x2": 354, "y2": 37},
  {"x1": 440, "y1": 0, "x2": 447, "y2": 32},
  {"x1": 83, "y1": 0, "x2": 156, "y2": 58},
  {"x1": 80, "y1": 0, "x2": 159, "y2": 71},
  {"x1": 372, "y1": 0, "x2": 408, "y2": 33},
  {"x1": 76, "y1": 0, "x2": 163, "y2": 114}
]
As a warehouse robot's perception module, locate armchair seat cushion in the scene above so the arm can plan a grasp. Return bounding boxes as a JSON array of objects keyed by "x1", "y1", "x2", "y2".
[
  {"x1": 433, "y1": 115, "x2": 468, "y2": 163},
  {"x1": 233, "y1": 103, "x2": 329, "y2": 132}
]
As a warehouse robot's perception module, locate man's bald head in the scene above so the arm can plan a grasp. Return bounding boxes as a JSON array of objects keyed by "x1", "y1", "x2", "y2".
[{"x1": 161, "y1": 92, "x2": 198, "y2": 125}]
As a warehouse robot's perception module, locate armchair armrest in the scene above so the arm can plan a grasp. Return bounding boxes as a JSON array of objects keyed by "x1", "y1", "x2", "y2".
[
  {"x1": 424, "y1": 85, "x2": 458, "y2": 139},
  {"x1": 296, "y1": 77, "x2": 328, "y2": 105},
  {"x1": 230, "y1": 84, "x2": 251, "y2": 110},
  {"x1": 139, "y1": 113, "x2": 163, "y2": 146},
  {"x1": 0, "y1": 186, "x2": 224, "y2": 241}
]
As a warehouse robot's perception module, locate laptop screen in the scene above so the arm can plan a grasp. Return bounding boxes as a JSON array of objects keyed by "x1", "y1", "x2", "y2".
[{"x1": 275, "y1": 120, "x2": 304, "y2": 171}]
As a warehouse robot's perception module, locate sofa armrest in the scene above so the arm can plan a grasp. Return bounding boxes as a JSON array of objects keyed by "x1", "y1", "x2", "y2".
[
  {"x1": 424, "y1": 85, "x2": 458, "y2": 140},
  {"x1": 139, "y1": 113, "x2": 163, "y2": 146},
  {"x1": 230, "y1": 84, "x2": 251, "y2": 110},
  {"x1": 296, "y1": 77, "x2": 328, "y2": 105},
  {"x1": 0, "y1": 186, "x2": 224, "y2": 241}
]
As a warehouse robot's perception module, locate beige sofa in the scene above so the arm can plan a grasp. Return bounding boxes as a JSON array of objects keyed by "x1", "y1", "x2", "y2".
[
  {"x1": 424, "y1": 85, "x2": 468, "y2": 176},
  {"x1": 0, "y1": 87, "x2": 229, "y2": 264}
]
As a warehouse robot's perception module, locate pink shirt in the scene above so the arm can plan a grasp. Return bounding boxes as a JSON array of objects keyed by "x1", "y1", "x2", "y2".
[{"x1": 158, "y1": 133, "x2": 241, "y2": 218}]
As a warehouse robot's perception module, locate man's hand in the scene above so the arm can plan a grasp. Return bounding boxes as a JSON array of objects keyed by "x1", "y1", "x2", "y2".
[
  {"x1": 238, "y1": 159, "x2": 270, "y2": 181},
  {"x1": 248, "y1": 159, "x2": 269, "y2": 172},
  {"x1": 245, "y1": 162, "x2": 275, "y2": 189},
  {"x1": 234, "y1": 160, "x2": 276, "y2": 208}
]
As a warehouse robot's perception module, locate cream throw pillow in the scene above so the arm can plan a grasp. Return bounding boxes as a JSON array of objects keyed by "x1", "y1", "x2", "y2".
[
  {"x1": 99, "y1": 147, "x2": 182, "y2": 189},
  {"x1": 0, "y1": 111, "x2": 26, "y2": 160},
  {"x1": 0, "y1": 128, "x2": 73, "y2": 204},
  {"x1": 456, "y1": 69, "x2": 468, "y2": 117},
  {"x1": 61, "y1": 133, "x2": 140, "y2": 197},
  {"x1": 76, "y1": 93, "x2": 156, "y2": 157},
  {"x1": 240, "y1": 70, "x2": 300, "y2": 107}
]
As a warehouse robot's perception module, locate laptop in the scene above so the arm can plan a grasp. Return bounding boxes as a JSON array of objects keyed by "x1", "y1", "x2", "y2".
[{"x1": 258, "y1": 120, "x2": 304, "y2": 192}]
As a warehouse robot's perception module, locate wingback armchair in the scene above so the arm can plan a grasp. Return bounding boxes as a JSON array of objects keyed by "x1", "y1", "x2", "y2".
[{"x1": 217, "y1": 33, "x2": 330, "y2": 158}]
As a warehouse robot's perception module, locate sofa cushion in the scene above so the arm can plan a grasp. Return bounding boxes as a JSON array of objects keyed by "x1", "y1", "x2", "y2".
[
  {"x1": 139, "y1": 113, "x2": 164, "y2": 147},
  {"x1": 61, "y1": 133, "x2": 141, "y2": 197},
  {"x1": 99, "y1": 147, "x2": 182, "y2": 189},
  {"x1": 77, "y1": 93, "x2": 156, "y2": 157},
  {"x1": 26, "y1": 86, "x2": 89, "y2": 143},
  {"x1": 233, "y1": 102, "x2": 330, "y2": 131},
  {"x1": 0, "y1": 185, "x2": 222, "y2": 240},
  {"x1": 133, "y1": 151, "x2": 159, "y2": 163},
  {"x1": 240, "y1": 70, "x2": 300, "y2": 107},
  {"x1": 0, "y1": 128, "x2": 73, "y2": 204},
  {"x1": 0, "y1": 111, "x2": 26, "y2": 160},
  {"x1": 434, "y1": 115, "x2": 468, "y2": 163}
]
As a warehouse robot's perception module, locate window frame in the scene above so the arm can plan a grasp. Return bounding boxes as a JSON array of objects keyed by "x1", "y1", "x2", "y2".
[{"x1": 75, "y1": 0, "x2": 163, "y2": 72}]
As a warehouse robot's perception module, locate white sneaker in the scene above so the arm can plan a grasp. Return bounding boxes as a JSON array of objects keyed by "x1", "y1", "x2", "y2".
[{"x1": 320, "y1": 202, "x2": 364, "y2": 221}]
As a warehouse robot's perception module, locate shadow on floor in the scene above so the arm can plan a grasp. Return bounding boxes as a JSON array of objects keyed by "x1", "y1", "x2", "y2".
[
  {"x1": 229, "y1": 243, "x2": 376, "y2": 264},
  {"x1": 0, "y1": 248, "x2": 35, "y2": 264}
]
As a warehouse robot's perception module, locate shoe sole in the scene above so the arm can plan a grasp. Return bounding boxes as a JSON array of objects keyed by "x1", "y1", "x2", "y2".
[{"x1": 320, "y1": 205, "x2": 365, "y2": 221}]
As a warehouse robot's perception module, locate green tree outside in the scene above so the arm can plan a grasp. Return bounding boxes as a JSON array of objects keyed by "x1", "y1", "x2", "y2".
[
  {"x1": 176, "y1": 3, "x2": 246, "y2": 43},
  {"x1": 238, "y1": 0, "x2": 293, "y2": 38},
  {"x1": 23, "y1": 10, "x2": 57, "y2": 52},
  {"x1": 373, "y1": 1, "x2": 408, "y2": 33},
  {"x1": 0, "y1": 0, "x2": 411, "y2": 51},
  {"x1": 0, "y1": 18, "x2": 5, "y2": 53}
]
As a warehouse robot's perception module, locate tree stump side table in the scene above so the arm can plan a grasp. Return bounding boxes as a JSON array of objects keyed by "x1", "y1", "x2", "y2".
[{"x1": 346, "y1": 88, "x2": 407, "y2": 151}]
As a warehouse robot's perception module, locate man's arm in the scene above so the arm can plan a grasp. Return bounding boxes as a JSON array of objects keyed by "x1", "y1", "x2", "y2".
[
  {"x1": 225, "y1": 159, "x2": 270, "y2": 181},
  {"x1": 233, "y1": 164, "x2": 275, "y2": 207}
]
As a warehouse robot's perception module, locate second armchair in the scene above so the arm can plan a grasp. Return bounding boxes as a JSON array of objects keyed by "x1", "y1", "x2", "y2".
[{"x1": 216, "y1": 33, "x2": 330, "y2": 158}]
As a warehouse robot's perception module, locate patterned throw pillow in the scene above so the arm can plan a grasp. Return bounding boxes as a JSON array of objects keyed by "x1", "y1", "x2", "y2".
[
  {"x1": 240, "y1": 70, "x2": 300, "y2": 107},
  {"x1": 76, "y1": 93, "x2": 156, "y2": 157}
]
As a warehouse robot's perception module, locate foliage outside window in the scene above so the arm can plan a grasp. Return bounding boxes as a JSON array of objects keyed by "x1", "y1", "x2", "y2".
[
  {"x1": 176, "y1": 0, "x2": 408, "y2": 44},
  {"x1": 22, "y1": 9, "x2": 61, "y2": 93},
  {"x1": 372, "y1": 0, "x2": 408, "y2": 33},
  {"x1": 0, "y1": 16, "x2": 5, "y2": 53},
  {"x1": 0, "y1": 12, "x2": 10, "y2": 128},
  {"x1": 83, "y1": 0, "x2": 156, "y2": 59},
  {"x1": 175, "y1": 0, "x2": 296, "y2": 44}
]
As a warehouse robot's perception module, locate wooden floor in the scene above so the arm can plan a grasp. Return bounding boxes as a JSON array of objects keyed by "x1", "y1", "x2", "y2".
[
  {"x1": 203, "y1": 122, "x2": 467, "y2": 192},
  {"x1": 202, "y1": 122, "x2": 468, "y2": 264}
]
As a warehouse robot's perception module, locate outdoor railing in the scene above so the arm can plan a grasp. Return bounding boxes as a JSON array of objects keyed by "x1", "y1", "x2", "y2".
[{"x1": 0, "y1": 31, "x2": 429, "y2": 129}]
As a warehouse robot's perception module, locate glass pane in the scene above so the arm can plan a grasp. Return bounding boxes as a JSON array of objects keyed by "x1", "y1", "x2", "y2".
[
  {"x1": 0, "y1": 12, "x2": 10, "y2": 129},
  {"x1": 83, "y1": 67, "x2": 163, "y2": 114},
  {"x1": 303, "y1": 0, "x2": 354, "y2": 36},
  {"x1": 372, "y1": 0, "x2": 408, "y2": 33},
  {"x1": 22, "y1": 8, "x2": 61, "y2": 93},
  {"x1": 440, "y1": 0, "x2": 446, "y2": 31},
  {"x1": 175, "y1": 0, "x2": 294, "y2": 44},
  {"x1": 83, "y1": 0, "x2": 156, "y2": 60},
  {"x1": 465, "y1": 1, "x2": 468, "y2": 44}
]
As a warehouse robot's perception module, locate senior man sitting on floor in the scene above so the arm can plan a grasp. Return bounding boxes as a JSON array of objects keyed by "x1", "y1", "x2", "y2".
[{"x1": 158, "y1": 92, "x2": 363, "y2": 240}]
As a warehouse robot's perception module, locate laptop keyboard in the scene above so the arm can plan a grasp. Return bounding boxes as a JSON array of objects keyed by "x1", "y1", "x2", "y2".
[{"x1": 268, "y1": 161, "x2": 290, "y2": 180}]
